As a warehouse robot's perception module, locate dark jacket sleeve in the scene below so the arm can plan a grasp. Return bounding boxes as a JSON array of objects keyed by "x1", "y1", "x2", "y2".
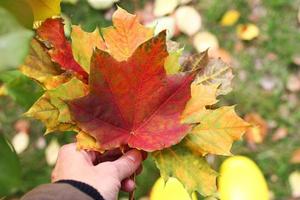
[{"x1": 21, "y1": 180, "x2": 105, "y2": 200}]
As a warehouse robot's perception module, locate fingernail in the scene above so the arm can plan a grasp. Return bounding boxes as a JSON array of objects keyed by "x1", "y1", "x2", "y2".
[{"x1": 127, "y1": 150, "x2": 141, "y2": 162}]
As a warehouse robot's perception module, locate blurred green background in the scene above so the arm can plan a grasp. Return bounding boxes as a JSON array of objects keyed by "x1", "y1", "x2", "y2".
[{"x1": 0, "y1": 0, "x2": 300, "y2": 199}]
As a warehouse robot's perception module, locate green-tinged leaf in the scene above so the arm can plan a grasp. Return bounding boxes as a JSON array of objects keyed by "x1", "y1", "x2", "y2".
[
  {"x1": 164, "y1": 48, "x2": 183, "y2": 75},
  {"x1": 0, "y1": 70, "x2": 43, "y2": 109},
  {"x1": 0, "y1": 134, "x2": 21, "y2": 196},
  {"x1": 20, "y1": 39, "x2": 72, "y2": 90},
  {"x1": 26, "y1": 95, "x2": 66, "y2": 133},
  {"x1": 26, "y1": 78, "x2": 88, "y2": 133},
  {"x1": 187, "y1": 106, "x2": 250, "y2": 156},
  {"x1": 0, "y1": 7, "x2": 33, "y2": 71},
  {"x1": 71, "y1": 25, "x2": 106, "y2": 72},
  {"x1": 195, "y1": 58, "x2": 233, "y2": 95},
  {"x1": 152, "y1": 143, "x2": 218, "y2": 197}
]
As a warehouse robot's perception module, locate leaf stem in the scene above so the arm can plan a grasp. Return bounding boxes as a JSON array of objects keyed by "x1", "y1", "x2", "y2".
[{"x1": 129, "y1": 173, "x2": 136, "y2": 200}]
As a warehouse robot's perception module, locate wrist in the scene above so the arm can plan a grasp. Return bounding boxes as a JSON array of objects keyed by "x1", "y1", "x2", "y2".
[{"x1": 55, "y1": 179, "x2": 105, "y2": 200}]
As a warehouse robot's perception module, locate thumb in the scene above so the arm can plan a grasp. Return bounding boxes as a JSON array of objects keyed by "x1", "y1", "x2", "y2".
[{"x1": 112, "y1": 149, "x2": 142, "y2": 180}]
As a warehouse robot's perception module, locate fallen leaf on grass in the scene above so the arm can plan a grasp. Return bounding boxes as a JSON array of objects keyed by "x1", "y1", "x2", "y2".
[
  {"x1": 209, "y1": 48, "x2": 233, "y2": 64},
  {"x1": 287, "y1": 74, "x2": 300, "y2": 92},
  {"x1": 12, "y1": 131, "x2": 30, "y2": 154},
  {"x1": 175, "y1": 6, "x2": 202, "y2": 36},
  {"x1": 87, "y1": 0, "x2": 119, "y2": 10},
  {"x1": 289, "y1": 171, "x2": 300, "y2": 198},
  {"x1": 292, "y1": 54, "x2": 300, "y2": 66},
  {"x1": 244, "y1": 113, "x2": 268, "y2": 144},
  {"x1": 248, "y1": 5, "x2": 267, "y2": 22},
  {"x1": 220, "y1": 10, "x2": 240, "y2": 26},
  {"x1": 0, "y1": 85, "x2": 7, "y2": 96},
  {"x1": 36, "y1": 137, "x2": 46, "y2": 149},
  {"x1": 136, "y1": 2, "x2": 155, "y2": 24},
  {"x1": 237, "y1": 23, "x2": 260, "y2": 40},
  {"x1": 290, "y1": 149, "x2": 300, "y2": 164},
  {"x1": 154, "y1": 0, "x2": 179, "y2": 17},
  {"x1": 147, "y1": 16, "x2": 177, "y2": 39},
  {"x1": 45, "y1": 139, "x2": 60, "y2": 166},
  {"x1": 259, "y1": 75, "x2": 278, "y2": 91},
  {"x1": 193, "y1": 32, "x2": 219, "y2": 54},
  {"x1": 14, "y1": 119, "x2": 30, "y2": 133},
  {"x1": 266, "y1": 52, "x2": 278, "y2": 61},
  {"x1": 298, "y1": 6, "x2": 300, "y2": 24},
  {"x1": 272, "y1": 128, "x2": 288, "y2": 141}
]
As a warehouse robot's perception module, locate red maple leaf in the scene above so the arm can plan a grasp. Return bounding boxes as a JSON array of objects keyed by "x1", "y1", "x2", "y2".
[
  {"x1": 36, "y1": 18, "x2": 89, "y2": 83},
  {"x1": 69, "y1": 31, "x2": 194, "y2": 151}
]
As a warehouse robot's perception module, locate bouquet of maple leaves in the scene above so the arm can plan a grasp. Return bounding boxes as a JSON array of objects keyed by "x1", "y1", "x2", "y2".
[{"x1": 20, "y1": 7, "x2": 249, "y2": 198}]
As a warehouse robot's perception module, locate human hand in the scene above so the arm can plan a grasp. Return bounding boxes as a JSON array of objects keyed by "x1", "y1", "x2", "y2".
[{"x1": 51, "y1": 143, "x2": 143, "y2": 200}]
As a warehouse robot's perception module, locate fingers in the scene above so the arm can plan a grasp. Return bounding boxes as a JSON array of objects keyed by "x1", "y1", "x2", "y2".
[
  {"x1": 111, "y1": 149, "x2": 142, "y2": 180},
  {"x1": 95, "y1": 148, "x2": 123, "y2": 163},
  {"x1": 56, "y1": 143, "x2": 77, "y2": 164},
  {"x1": 121, "y1": 178, "x2": 136, "y2": 192},
  {"x1": 136, "y1": 165, "x2": 143, "y2": 175},
  {"x1": 57, "y1": 143, "x2": 97, "y2": 165},
  {"x1": 120, "y1": 164, "x2": 143, "y2": 192}
]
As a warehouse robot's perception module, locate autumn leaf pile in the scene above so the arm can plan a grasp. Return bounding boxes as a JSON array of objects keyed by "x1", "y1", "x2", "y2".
[{"x1": 20, "y1": 7, "x2": 249, "y2": 197}]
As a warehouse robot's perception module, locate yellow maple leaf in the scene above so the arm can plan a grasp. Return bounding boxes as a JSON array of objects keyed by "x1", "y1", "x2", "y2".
[
  {"x1": 71, "y1": 26, "x2": 106, "y2": 72},
  {"x1": 101, "y1": 7, "x2": 154, "y2": 61},
  {"x1": 0, "y1": 85, "x2": 8, "y2": 96},
  {"x1": 76, "y1": 131, "x2": 102, "y2": 152},
  {"x1": 152, "y1": 143, "x2": 218, "y2": 197},
  {"x1": 181, "y1": 83, "x2": 218, "y2": 124},
  {"x1": 25, "y1": 94, "x2": 73, "y2": 133},
  {"x1": 187, "y1": 106, "x2": 250, "y2": 155},
  {"x1": 220, "y1": 10, "x2": 240, "y2": 26},
  {"x1": 26, "y1": 78, "x2": 88, "y2": 134},
  {"x1": 237, "y1": 23, "x2": 260, "y2": 40}
]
